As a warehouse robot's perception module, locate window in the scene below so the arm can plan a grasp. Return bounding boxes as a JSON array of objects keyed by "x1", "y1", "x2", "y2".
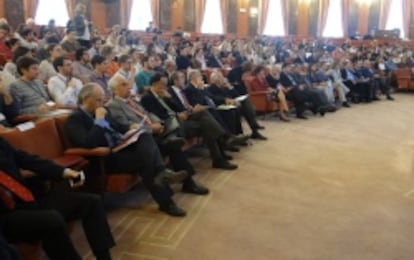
[
  {"x1": 386, "y1": 0, "x2": 404, "y2": 38},
  {"x1": 322, "y1": 0, "x2": 344, "y2": 38},
  {"x1": 201, "y1": 0, "x2": 223, "y2": 34},
  {"x1": 263, "y1": 0, "x2": 285, "y2": 36},
  {"x1": 128, "y1": 0, "x2": 153, "y2": 31},
  {"x1": 35, "y1": 0, "x2": 70, "y2": 27}
]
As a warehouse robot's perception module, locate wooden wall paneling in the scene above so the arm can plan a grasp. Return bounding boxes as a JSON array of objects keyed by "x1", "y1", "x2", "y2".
[
  {"x1": 248, "y1": 0, "x2": 258, "y2": 36},
  {"x1": 296, "y1": 1, "x2": 309, "y2": 36},
  {"x1": 288, "y1": 0, "x2": 298, "y2": 36},
  {"x1": 159, "y1": 0, "x2": 172, "y2": 31},
  {"x1": 183, "y1": 0, "x2": 195, "y2": 32},
  {"x1": 227, "y1": 0, "x2": 238, "y2": 34},
  {"x1": 5, "y1": 0, "x2": 24, "y2": 29},
  {"x1": 105, "y1": 0, "x2": 120, "y2": 28},
  {"x1": 90, "y1": 0, "x2": 107, "y2": 33},
  {"x1": 308, "y1": 0, "x2": 319, "y2": 37},
  {"x1": 367, "y1": 0, "x2": 380, "y2": 35},
  {"x1": 348, "y1": 1, "x2": 358, "y2": 36},
  {"x1": 0, "y1": 0, "x2": 4, "y2": 19},
  {"x1": 171, "y1": 0, "x2": 184, "y2": 31},
  {"x1": 357, "y1": 3, "x2": 370, "y2": 36},
  {"x1": 236, "y1": 0, "x2": 249, "y2": 37}
]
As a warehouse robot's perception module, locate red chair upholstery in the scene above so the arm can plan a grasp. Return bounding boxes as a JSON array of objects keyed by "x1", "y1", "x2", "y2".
[
  {"x1": 395, "y1": 68, "x2": 414, "y2": 90},
  {"x1": 54, "y1": 116, "x2": 141, "y2": 193}
]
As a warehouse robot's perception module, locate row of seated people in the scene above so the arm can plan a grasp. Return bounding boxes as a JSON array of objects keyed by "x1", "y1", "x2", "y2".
[{"x1": 0, "y1": 55, "x2": 267, "y2": 259}]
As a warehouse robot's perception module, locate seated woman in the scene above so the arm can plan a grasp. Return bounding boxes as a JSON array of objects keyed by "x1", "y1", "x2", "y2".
[{"x1": 250, "y1": 65, "x2": 289, "y2": 122}]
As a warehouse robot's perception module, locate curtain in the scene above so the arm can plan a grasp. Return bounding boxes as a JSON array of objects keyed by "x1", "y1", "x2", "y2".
[
  {"x1": 317, "y1": 0, "x2": 330, "y2": 37},
  {"x1": 357, "y1": 3, "x2": 370, "y2": 35},
  {"x1": 281, "y1": 0, "x2": 289, "y2": 35},
  {"x1": 379, "y1": 0, "x2": 391, "y2": 30},
  {"x1": 22, "y1": 0, "x2": 39, "y2": 20},
  {"x1": 258, "y1": 0, "x2": 269, "y2": 34},
  {"x1": 150, "y1": 0, "x2": 160, "y2": 27},
  {"x1": 220, "y1": 0, "x2": 228, "y2": 34},
  {"x1": 195, "y1": 0, "x2": 206, "y2": 33},
  {"x1": 120, "y1": 0, "x2": 133, "y2": 28},
  {"x1": 65, "y1": 0, "x2": 75, "y2": 18},
  {"x1": 341, "y1": 0, "x2": 350, "y2": 36},
  {"x1": 402, "y1": 0, "x2": 412, "y2": 38}
]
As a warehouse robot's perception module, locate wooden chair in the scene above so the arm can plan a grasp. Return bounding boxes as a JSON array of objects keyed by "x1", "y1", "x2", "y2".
[
  {"x1": 54, "y1": 116, "x2": 141, "y2": 194},
  {"x1": 395, "y1": 68, "x2": 414, "y2": 90}
]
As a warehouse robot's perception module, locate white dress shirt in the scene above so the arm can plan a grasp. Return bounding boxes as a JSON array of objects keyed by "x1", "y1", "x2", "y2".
[{"x1": 47, "y1": 74, "x2": 83, "y2": 106}]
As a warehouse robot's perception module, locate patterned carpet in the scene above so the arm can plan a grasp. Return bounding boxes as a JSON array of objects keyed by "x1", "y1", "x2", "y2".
[{"x1": 71, "y1": 93, "x2": 414, "y2": 260}]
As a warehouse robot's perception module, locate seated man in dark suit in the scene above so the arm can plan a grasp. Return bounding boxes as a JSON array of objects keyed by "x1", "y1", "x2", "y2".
[
  {"x1": 141, "y1": 73, "x2": 239, "y2": 170},
  {"x1": 206, "y1": 47, "x2": 224, "y2": 68},
  {"x1": 207, "y1": 71, "x2": 267, "y2": 139},
  {"x1": 64, "y1": 83, "x2": 189, "y2": 217},
  {"x1": 0, "y1": 136, "x2": 115, "y2": 260},
  {"x1": 359, "y1": 60, "x2": 394, "y2": 101},
  {"x1": 106, "y1": 75, "x2": 209, "y2": 195},
  {"x1": 184, "y1": 70, "x2": 244, "y2": 138},
  {"x1": 341, "y1": 60, "x2": 372, "y2": 103}
]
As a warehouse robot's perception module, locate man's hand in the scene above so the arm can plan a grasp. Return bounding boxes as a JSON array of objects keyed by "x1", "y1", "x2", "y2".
[
  {"x1": 177, "y1": 112, "x2": 188, "y2": 121},
  {"x1": 193, "y1": 104, "x2": 207, "y2": 113},
  {"x1": 95, "y1": 107, "x2": 107, "y2": 119},
  {"x1": 151, "y1": 122, "x2": 164, "y2": 133},
  {"x1": 63, "y1": 169, "x2": 85, "y2": 188},
  {"x1": 38, "y1": 103, "x2": 51, "y2": 114}
]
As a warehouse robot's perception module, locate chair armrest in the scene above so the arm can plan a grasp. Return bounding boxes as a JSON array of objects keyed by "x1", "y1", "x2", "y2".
[
  {"x1": 64, "y1": 147, "x2": 111, "y2": 157},
  {"x1": 12, "y1": 114, "x2": 38, "y2": 124},
  {"x1": 249, "y1": 91, "x2": 271, "y2": 96}
]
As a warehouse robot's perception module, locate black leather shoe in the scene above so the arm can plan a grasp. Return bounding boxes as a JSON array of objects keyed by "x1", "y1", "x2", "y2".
[
  {"x1": 256, "y1": 125, "x2": 265, "y2": 130},
  {"x1": 297, "y1": 114, "x2": 308, "y2": 120},
  {"x1": 223, "y1": 153, "x2": 233, "y2": 160},
  {"x1": 226, "y1": 135, "x2": 250, "y2": 147},
  {"x1": 182, "y1": 182, "x2": 209, "y2": 195},
  {"x1": 159, "y1": 203, "x2": 187, "y2": 217},
  {"x1": 318, "y1": 107, "x2": 326, "y2": 116},
  {"x1": 250, "y1": 132, "x2": 267, "y2": 140},
  {"x1": 154, "y1": 169, "x2": 188, "y2": 186},
  {"x1": 161, "y1": 137, "x2": 185, "y2": 150},
  {"x1": 224, "y1": 145, "x2": 240, "y2": 152},
  {"x1": 212, "y1": 160, "x2": 238, "y2": 170},
  {"x1": 342, "y1": 102, "x2": 351, "y2": 108},
  {"x1": 387, "y1": 95, "x2": 394, "y2": 101}
]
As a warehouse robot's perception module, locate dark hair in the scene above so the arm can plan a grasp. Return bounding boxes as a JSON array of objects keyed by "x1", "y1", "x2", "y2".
[
  {"x1": 16, "y1": 56, "x2": 39, "y2": 75},
  {"x1": 75, "y1": 47, "x2": 87, "y2": 61},
  {"x1": 142, "y1": 55, "x2": 151, "y2": 65},
  {"x1": 150, "y1": 72, "x2": 164, "y2": 86},
  {"x1": 91, "y1": 55, "x2": 106, "y2": 68},
  {"x1": 46, "y1": 43, "x2": 58, "y2": 54},
  {"x1": 5, "y1": 38, "x2": 19, "y2": 49},
  {"x1": 12, "y1": 46, "x2": 31, "y2": 63},
  {"x1": 170, "y1": 71, "x2": 181, "y2": 85},
  {"x1": 0, "y1": 23, "x2": 10, "y2": 32},
  {"x1": 253, "y1": 65, "x2": 265, "y2": 75},
  {"x1": 20, "y1": 28, "x2": 33, "y2": 38},
  {"x1": 117, "y1": 54, "x2": 130, "y2": 64},
  {"x1": 53, "y1": 56, "x2": 69, "y2": 71}
]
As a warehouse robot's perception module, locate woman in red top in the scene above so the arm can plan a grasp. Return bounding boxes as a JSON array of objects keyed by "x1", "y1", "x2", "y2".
[{"x1": 249, "y1": 65, "x2": 289, "y2": 121}]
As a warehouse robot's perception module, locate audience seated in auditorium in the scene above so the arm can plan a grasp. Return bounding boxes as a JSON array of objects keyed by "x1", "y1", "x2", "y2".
[{"x1": 64, "y1": 83, "x2": 189, "y2": 216}]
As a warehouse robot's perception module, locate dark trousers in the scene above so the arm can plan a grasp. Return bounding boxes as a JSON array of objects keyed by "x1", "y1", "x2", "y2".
[
  {"x1": 3, "y1": 192, "x2": 115, "y2": 260},
  {"x1": 0, "y1": 233, "x2": 19, "y2": 260},
  {"x1": 303, "y1": 88, "x2": 329, "y2": 109},
  {"x1": 240, "y1": 99, "x2": 260, "y2": 133},
  {"x1": 285, "y1": 88, "x2": 308, "y2": 116},
  {"x1": 107, "y1": 133, "x2": 173, "y2": 207},
  {"x1": 183, "y1": 110, "x2": 227, "y2": 163},
  {"x1": 217, "y1": 109, "x2": 242, "y2": 135},
  {"x1": 344, "y1": 81, "x2": 372, "y2": 102}
]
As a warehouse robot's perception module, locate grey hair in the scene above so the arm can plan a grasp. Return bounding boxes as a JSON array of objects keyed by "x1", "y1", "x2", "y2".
[
  {"x1": 77, "y1": 83, "x2": 99, "y2": 105},
  {"x1": 209, "y1": 71, "x2": 221, "y2": 84},
  {"x1": 108, "y1": 74, "x2": 124, "y2": 92},
  {"x1": 188, "y1": 70, "x2": 201, "y2": 82}
]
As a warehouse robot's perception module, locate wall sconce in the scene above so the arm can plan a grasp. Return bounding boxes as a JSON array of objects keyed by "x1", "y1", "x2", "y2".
[
  {"x1": 239, "y1": 8, "x2": 247, "y2": 13},
  {"x1": 249, "y1": 7, "x2": 258, "y2": 17},
  {"x1": 298, "y1": 0, "x2": 312, "y2": 4}
]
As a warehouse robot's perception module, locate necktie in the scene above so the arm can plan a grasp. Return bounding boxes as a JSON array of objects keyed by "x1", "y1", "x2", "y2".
[
  {"x1": 127, "y1": 99, "x2": 153, "y2": 125},
  {"x1": 177, "y1": 89, "x2": 191, "y2": 109},
  {"x1": 0, "y1": 171, "x2": 35, "y2": 203}
]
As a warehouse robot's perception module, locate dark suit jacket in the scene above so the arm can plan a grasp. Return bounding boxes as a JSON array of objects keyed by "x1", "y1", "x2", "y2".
[
  {"x1": 175, "y1": 55, "x2": 191, "y2": 71},
  {"x1": 64, "y1": 107, "x2": 113, "y2": 149},
  {"x1": 0, "y1": 137, "x2": 64, "y2": 207},
  {"x1": 279, "y1": 72, "x2": 297, "y2": 88},
  {"x1": 183, "y1": 84, "x2": 209, "y2": 106},
  {"x1": 73, "y1": 15, "x2": 91, "y2": 38},
  {"x1": 206, "y1": 55, "x2": 222, "y2": 68},
  {"x1": 167, "y1": 86, "x2": 188, "y2": 112},
  {"x1": 141, "y1": 91, "x2": 182, "y2": 121}
]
